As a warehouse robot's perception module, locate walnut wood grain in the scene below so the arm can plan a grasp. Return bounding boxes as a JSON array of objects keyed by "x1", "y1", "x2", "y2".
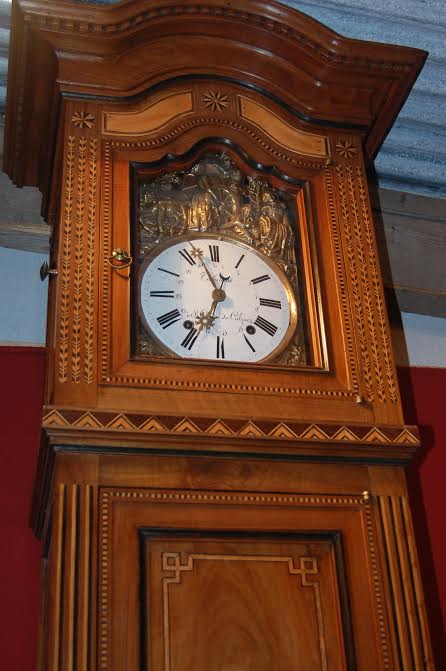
[
  {"x1": 103, "y1": 91, "x2": 194, "y2": 136},
  {"x1": 32, "y1": 443, "x2": 437, "y2": 670},
  {"x1": 4, "y1": 1, "x2": 435, "y2": 669},
  {"x1": 142, "y1": 534, "x2": 344, "y2": 670}
]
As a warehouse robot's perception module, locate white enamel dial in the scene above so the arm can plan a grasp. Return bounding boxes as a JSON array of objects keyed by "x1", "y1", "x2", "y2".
[{"x1": 139, "y1": 234, "x2": 297, "y2": 363}]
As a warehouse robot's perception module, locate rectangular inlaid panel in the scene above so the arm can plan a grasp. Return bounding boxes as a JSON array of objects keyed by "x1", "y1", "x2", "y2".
[
  {"x1": 140, "y1": 532, "x2": 348, "y2": 671},
  {"x1": 99, "y1": 489, "x2": 389, "y2": 670}
]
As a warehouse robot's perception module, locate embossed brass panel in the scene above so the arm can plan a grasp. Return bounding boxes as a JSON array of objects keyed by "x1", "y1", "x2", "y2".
[{"x1": 133, "y1": 152, "x2": 308, "y2": 365}]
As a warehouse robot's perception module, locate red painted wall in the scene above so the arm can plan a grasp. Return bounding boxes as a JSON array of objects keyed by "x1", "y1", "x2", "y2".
[
  {"x1": 399, "y1": 367, "x2": 446, "y2": 665},
  {"x1": 0, "y1": 347, "x2": 444, "y2": 667},
  {"x1": 0, "y1": 347, "x2": 45, "y2": 670}
]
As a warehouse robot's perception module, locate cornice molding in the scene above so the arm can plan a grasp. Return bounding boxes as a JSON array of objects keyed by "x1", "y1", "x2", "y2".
[
  {"x1": 2, "y1": 0, "x2": 443, "y2": 197},
  {"x1": 4, "y1": 0, "x2": 425, "y2": 194},
  {"x1": 18, "y1": 0, "x2": 412, "y2": 74}
]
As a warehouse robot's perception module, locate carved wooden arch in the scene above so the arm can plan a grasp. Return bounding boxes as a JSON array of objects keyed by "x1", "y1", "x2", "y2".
[
  {"x1": 101, "y1": 78, "x2": 331, "y2": 174},
  {"x1": 5, "y1": 0, "x2": 426, "y2": 195}
]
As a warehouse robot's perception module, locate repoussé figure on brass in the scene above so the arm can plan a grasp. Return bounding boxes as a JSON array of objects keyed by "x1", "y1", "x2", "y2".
[{"x1": 136, "y1": 154, "x2": 306, "y2": 364}]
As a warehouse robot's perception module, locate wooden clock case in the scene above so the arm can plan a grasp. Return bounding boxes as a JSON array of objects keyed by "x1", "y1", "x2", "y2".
[{"x1": 4, "y1": 0, "x2": 435, "y2": 669}]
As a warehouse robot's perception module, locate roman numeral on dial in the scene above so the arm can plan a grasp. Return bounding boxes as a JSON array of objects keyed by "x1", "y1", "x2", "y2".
[
  {"x1": 216, "y1": 336, "x2": 225, "y2": 359},
  {"x1": 157, "y1": 267, "x2": 180, "y2": 277},
  {"x1": 251, "y1": 274, "x2": 270, "y2": 285},
  {"x1": 209, "y1": 245, "x2": 220, "y2": 263},
  {"x1": 150, "y1": 290, "x2": 174, "y2": 298},
  {"x1": 157, "y1": 309, "x2": 181, "y2": 329},
  {"x1": 254, "y1": 316, "x2": 278, "y2": 337},
  {"x1": 181, "y1": 328, "x2": 199, "y2": 350},
  {"x1": 179, "y1": 249, "x2": 196, "y2": 266},
  {"x1": 244, "y1": 335, "x2": 256, "y2": 352},
  {"x1": 259, "y1": 298, "x2": 281, "y2": 309},
  {"x1": 235, "y1": 254, "x2": 245, "y2": 269}
]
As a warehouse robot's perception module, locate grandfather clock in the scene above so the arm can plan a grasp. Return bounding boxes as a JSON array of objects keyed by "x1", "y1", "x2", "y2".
[{"x1": 5, "y1": 0, "x2": 435, "y2": 669}]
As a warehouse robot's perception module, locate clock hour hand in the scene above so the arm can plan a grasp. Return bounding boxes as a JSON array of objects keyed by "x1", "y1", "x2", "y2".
[
  {"x1": 196, "y1": 300, "x2": 218, "y2": 332},
  {"x1": 196, "y1": 279, "x2": 228, "y2": 332},
  {"x1": 188, "y1": 241, "x2": 218, "y2": 290}
]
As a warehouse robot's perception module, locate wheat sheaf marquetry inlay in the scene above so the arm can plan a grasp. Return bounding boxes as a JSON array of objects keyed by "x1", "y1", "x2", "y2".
[
  {"x1": 58, "y1": 134, "x2": 98, "y2": 385},
  {"x1": 161, "y1": 552, "x2": 326, "y2": 671},
  {"x1": 42, "y1": 408, "x2": 420, "y2": 447},
  {"x1": 347, "y1": 164, "x2": 385, "y2": 402},
  {"x1": 356, "y1": 167, "x2": 398, "y2": 403},
  {"x1": 239, "y1": 96, "x2": 328, "y2": 157},
  {"x1": 72, "y1": 137, "x2": 86, "y2": 383},
  {"x1": 103, "y1": 91, "x2": 194, "y2": 135},
  {"x1": 377, "y1": 496, "x2": 435, "y2": 670},
  {"x1": 336, "y1": 162, "x2": 373, "y2": 401},
  {"x1": 335, "y1": 163, "x2": 397, "y2": 403},
  {"x1": 58, "y1": 136, "x2": 75, "y2": 383}
]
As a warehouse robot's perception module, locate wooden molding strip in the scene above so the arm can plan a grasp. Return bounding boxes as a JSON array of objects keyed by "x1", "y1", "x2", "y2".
[{"x1": 42, "y1": 407, "x2": 419, "y2": 452}]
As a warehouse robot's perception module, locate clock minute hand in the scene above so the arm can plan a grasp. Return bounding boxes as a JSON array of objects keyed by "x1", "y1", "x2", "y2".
[
  {"x1": 188, "y1": 241, "x2": 218, "y2": 290},
  {"x1": 202, "y1": 261, "x2": 218, "y2": 290}
]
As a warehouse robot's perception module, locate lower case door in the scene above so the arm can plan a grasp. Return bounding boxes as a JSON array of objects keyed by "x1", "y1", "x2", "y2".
[
  {"x1": 100, "y1": 488, "x2": 389, "y2": 670},
  {"x1": 142, "y1": 532, "x2": 347, "y2": 671}
]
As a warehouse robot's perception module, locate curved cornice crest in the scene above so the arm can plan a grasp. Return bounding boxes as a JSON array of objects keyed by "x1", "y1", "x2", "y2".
[{"x1": 4, "y1": 0, "x2": 426, "y2": 193}]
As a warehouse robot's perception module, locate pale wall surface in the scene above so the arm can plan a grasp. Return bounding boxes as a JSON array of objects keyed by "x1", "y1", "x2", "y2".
[
  {"x1": 399, "y1": 312, "x2": 446, "y2": 368},
  {"x1": 1, "y1": 247, "x2": 445, "y2": 368},
  {"x1": 0, "y1": 247, "x2": 48, "y2": 345}
]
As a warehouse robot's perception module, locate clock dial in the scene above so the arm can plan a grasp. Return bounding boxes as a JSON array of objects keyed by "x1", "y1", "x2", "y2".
[{"x1": 139, "y1": 234, "x2": 297, "y2": 363}]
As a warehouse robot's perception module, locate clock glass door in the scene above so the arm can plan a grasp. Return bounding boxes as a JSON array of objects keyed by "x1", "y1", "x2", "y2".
[{"x1": 132, "y1": 151, "x2": 315, "y2": 367}]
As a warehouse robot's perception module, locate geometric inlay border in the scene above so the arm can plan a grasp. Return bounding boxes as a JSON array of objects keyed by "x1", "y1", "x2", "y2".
[
  {"x1": 161, "y1": 552, "x2": 327, "y2": 671},
  {"x1": 99, "y1": 488, "x2": 388, "y2": 671},
  {"x1": 43, "y1": 407, "x2": 420, "y2": 447}
]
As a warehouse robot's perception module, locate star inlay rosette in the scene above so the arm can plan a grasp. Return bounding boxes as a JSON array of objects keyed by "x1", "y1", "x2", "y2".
[
  {"x1": 335, "y1": 139, "x2": 357, "y2": 158},
  {"x1": 201, "y1": 90, "x2": 230, "y2": 112},
  {"x1": 71, "y1": 111, "x2": 95, "y2": 129}
]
